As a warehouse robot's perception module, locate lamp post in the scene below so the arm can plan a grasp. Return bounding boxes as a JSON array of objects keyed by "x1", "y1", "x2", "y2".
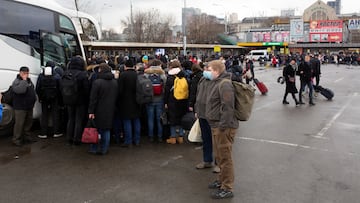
[{"x1": 183, "y1": 0, "x2": 187, "y2": 56}]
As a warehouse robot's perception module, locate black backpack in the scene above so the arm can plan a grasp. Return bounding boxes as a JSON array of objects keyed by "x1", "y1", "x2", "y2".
[
  {"x1": 39, "y1": 74, "x2": 57, "y2": 102},
  {"x1": 61, "y1": 71, "x2": 80, "y2": 105},
  {"x1": 136, "y1": 74, "x2": 153, "y2": 105}
]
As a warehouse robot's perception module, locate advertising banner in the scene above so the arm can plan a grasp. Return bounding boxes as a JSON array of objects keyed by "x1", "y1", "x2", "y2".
[
  {"x1": 252, "y1": 32, "x2": 271, "y2": 42},
  {"x1": 309, "y1": 20, "x2": 343, "y2": 42},
  {"x1": 348, "y1": 19, "x2": 360, "y2": 30},
  {"x1": 271, "y1": 31, "x2": 290, "y2": 42},
  {"x1": 290, "y1": 19, "x2": 304, "y2": 42}
]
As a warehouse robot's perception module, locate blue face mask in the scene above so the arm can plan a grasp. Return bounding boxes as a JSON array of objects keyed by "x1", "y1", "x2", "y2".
[{"x1": 203, "y1": 71, "x2": 213, "y2": 80}]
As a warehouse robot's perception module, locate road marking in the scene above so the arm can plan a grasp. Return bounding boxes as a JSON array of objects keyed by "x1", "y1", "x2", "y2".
[
  {"x1": 237, "y1": 136, "x2": 360, "y2": 157},
  {"x1": 253, "y1": 100, "x2": 278, "y2": 111},
  {"x1": 316, "y1": 92, "x2": 357, "y2": 138},
  {"x1": 334, "y1": 77, "x2": 344, "y2": 83}
]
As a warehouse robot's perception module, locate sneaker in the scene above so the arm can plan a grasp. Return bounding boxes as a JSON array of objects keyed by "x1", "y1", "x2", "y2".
[
  {"x1": 211, "y1": 189, "x2": 234, "y2": 199},
  {"x1": 208, "y1": 180, "x2": 221, "y2": 189},
  {"x1": 53, "y1": 133, "x2": 63, "y2": 138},
  {"x1": 196, "y1": 162, "x2": 212, "y2": 169},
  {"x1": 38, "y1": 135, "x2": 47, "y2": 139},
  {"x1": 212, "y1": 165, "x2": 221, "y2": 173}
]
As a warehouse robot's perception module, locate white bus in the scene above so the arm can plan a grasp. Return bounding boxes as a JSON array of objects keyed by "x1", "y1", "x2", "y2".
[{"x1": 0, "y1": 0, "x2": 97, "y2": 135}]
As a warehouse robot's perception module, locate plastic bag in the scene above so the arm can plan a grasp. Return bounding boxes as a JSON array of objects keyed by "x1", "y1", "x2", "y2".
[{"x1": 188, "y1": 119, "x2": 202, "y2": 142}]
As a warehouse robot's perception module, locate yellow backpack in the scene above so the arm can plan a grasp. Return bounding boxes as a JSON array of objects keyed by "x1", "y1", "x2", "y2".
[{"x1": 173, "y1": 76, "x2": 189, "y2": 100}]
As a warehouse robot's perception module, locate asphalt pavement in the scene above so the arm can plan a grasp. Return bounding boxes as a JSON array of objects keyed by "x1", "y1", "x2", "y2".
[{"x1": 0, "y1": 63, "x2": 360, "y2": 203}]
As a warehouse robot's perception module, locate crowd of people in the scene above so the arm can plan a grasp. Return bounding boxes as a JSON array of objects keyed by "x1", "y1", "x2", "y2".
[
  {"x1": 4, "y1": 50, "x2": 327, "y2": 199},
  {"x1": 6, "y1": 53, "x2": 255, "y2": 199}
]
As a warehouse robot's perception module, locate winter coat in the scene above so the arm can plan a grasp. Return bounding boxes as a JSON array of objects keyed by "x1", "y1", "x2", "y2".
[
  {"x1": 195, "y1": 77, "x2": 215, "y2": 119},
  {"x1": 188, "y1": 70, "x2": 203, "y2": 108},
  {"x1": 228, "y1": 65, "x2": 243, "y2": 82},
  {"x1": 164, "y1": 72, "x2": 188, "y2": 125},
  {"x1": 298, "y1": 61, "x2": 313, "y2": 82},
  {"x1": 205, "y1": 72, "x2": 239, "y2": 129},
  {"x1": 311, "y1": 58, "x2": 321, "y2": 76},
  {"x1": 35, "y1": 68, "x2": 61, "y2": 103},
  {"x1": 118, "y1": 69, "x2": 141, "y2": 119},
  {"x1": 283, "y1": 64, "x2": 298, "y2": 94},
  {"x1": 144, "y1": 66, "x2": 167, "y2": 103},
  {"x1": 11, "y1": 75, "x2": 36, "y2": 110},
  {"x1": 88, "y1": 70, "x2": 118, "y2": 129},
  {"x1": 67, "y1": 68, "x2": 90, "y2": 106}
]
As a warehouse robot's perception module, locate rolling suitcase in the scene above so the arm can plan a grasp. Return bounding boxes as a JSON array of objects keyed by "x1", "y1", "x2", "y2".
[
  {"x1": 315, "y1": 85, "x2": 334, "y2": 100},
  {"x1": 253, "y1": 78, "x2": 268, "y2": 95}
]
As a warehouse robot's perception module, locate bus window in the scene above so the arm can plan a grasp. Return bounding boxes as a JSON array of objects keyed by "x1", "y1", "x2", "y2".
[
  {"x1": 59, "y1": 15, "x2": 76, "y2": 31},
  {"x1": 41, "y1": 32, "x2": 66, "y2": 66}
]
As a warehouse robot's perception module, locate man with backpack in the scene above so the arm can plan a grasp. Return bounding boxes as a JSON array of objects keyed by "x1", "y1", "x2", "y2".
[
  {"x1": 144, "y1": 59, "x2": 167, "y2": 142},
  {"x1": 62, "y1": 56, "x2": 90, "y2": 145},
  {"x1": 205, "y1": 60, "x2": 238, "y2": 199},
  {"x1": 36, "y1": 62, "x2": 62, "y2": 139}
]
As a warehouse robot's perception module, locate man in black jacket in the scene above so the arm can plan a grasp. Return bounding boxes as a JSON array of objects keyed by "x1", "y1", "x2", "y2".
[
  {"x1": 298, "y1": 55, "x2": 315, "y2": 106},
  {"x1": 11, "y1": 66, "x2": 37, "y2": 146}
]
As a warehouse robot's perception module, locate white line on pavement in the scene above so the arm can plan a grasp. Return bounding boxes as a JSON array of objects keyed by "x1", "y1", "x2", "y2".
[
  {"x1": 316, "y1": 92, "x2": 357, "y2": 138},
  {"x1": 237, "y1": 136, "x2": 360, "y2": 157},
  {"x1": 334, "y1": 77, "x2": 344, "y2": 83}
]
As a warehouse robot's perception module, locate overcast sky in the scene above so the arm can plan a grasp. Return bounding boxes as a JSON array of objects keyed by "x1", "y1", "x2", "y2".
[{"x1": 55, "y1": 0, "x2": 360, "y2": 32}]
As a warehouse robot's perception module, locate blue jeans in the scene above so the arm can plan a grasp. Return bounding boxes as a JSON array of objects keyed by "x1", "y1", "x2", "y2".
[
  {"x1": 146, "y1": 102, "x2": 163, "y2": 139},
  {"x1": 123, "y1": 118, "x2": 141, "y2": 145},
  {"x1": 299, "y1": 80, "x2": 314, "y2": 103},
  {"x1": 170, "y1": 125, "x2": 185, "y2": 138},
  {"x1": 199, "y1": 118, "x2": 213, "y2": 163},
  {"x1": 90, "y1": 129, "x2": 110, "y2": 154}
]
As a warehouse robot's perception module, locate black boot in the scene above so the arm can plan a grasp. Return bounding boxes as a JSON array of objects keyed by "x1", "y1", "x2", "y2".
[{"x1": 282, "y1": 100, "x2": 289, "y2": 104}]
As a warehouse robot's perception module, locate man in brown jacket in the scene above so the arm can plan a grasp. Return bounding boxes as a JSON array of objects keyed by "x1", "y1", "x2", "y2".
[{"x1": 205, "y1": 60, "x2": 239, "y2": 199}]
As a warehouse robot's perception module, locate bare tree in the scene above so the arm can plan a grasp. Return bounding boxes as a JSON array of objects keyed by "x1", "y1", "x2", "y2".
[{"x1": 122, "y1": 9, "x2": 175, "y2": 43}]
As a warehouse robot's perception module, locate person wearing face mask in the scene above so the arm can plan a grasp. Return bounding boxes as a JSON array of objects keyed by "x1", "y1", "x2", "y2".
[
  {"x1": 206, "y1": 60, "x2": 238, "y2": 199},
  {"x1": 193, "y1": 60, "x2": 220, "y2": 173}
]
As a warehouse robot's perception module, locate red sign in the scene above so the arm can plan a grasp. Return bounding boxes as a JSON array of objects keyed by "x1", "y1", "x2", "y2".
[{"x1": 309, "y1": 20, "x2": 343, "y2": 42}]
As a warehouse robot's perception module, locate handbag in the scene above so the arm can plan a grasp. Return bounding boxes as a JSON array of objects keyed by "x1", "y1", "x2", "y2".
[
  {"x1": 81, "y1": 119, "x2": 99, "y2": 144},
  {"x1": 288, "y1": 76, "x2": 295, "y2": 83},
  {"x1": 188, "y1": 119, "x2": 202, "y2": 142}
]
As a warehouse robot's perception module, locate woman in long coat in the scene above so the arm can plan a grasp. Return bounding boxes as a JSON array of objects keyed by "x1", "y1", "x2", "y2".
[
  {"x1": 282, "y1": 58, "x2": 299, "y2": 106},
  {"x1": 88, "y1": 63, "x2": 118, "y2": 155}
]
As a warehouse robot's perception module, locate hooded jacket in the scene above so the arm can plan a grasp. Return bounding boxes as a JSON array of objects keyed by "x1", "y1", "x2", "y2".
[
  {"x1": 88, "y1": 70, "x2": 118, "y2": 129},
  {"x1": 144, "y1": 66, "x2": 167, "y2": 103},
  {"x1": 205, "y1": 72, "x2": 239, "y2": 129}
]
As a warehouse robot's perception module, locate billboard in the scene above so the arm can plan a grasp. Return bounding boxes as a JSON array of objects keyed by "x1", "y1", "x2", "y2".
[
  {"x1": 309, "y1": 20, "x2": 343, "y2": 42},
  {"x1": 348, "y1": 19, "x2": 360, "y2": 30},
  {"x1": 290, "y1": 19, "x2": 304, "y2": 42},
  {"x1": 252, "y1": 32, "x2": 271, "y2": 42}
]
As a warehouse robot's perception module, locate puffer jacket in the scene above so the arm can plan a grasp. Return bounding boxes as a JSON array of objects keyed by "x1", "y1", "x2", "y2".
[{"x1": 205, "y1": 72, "x2": 239, "y2": 129}]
